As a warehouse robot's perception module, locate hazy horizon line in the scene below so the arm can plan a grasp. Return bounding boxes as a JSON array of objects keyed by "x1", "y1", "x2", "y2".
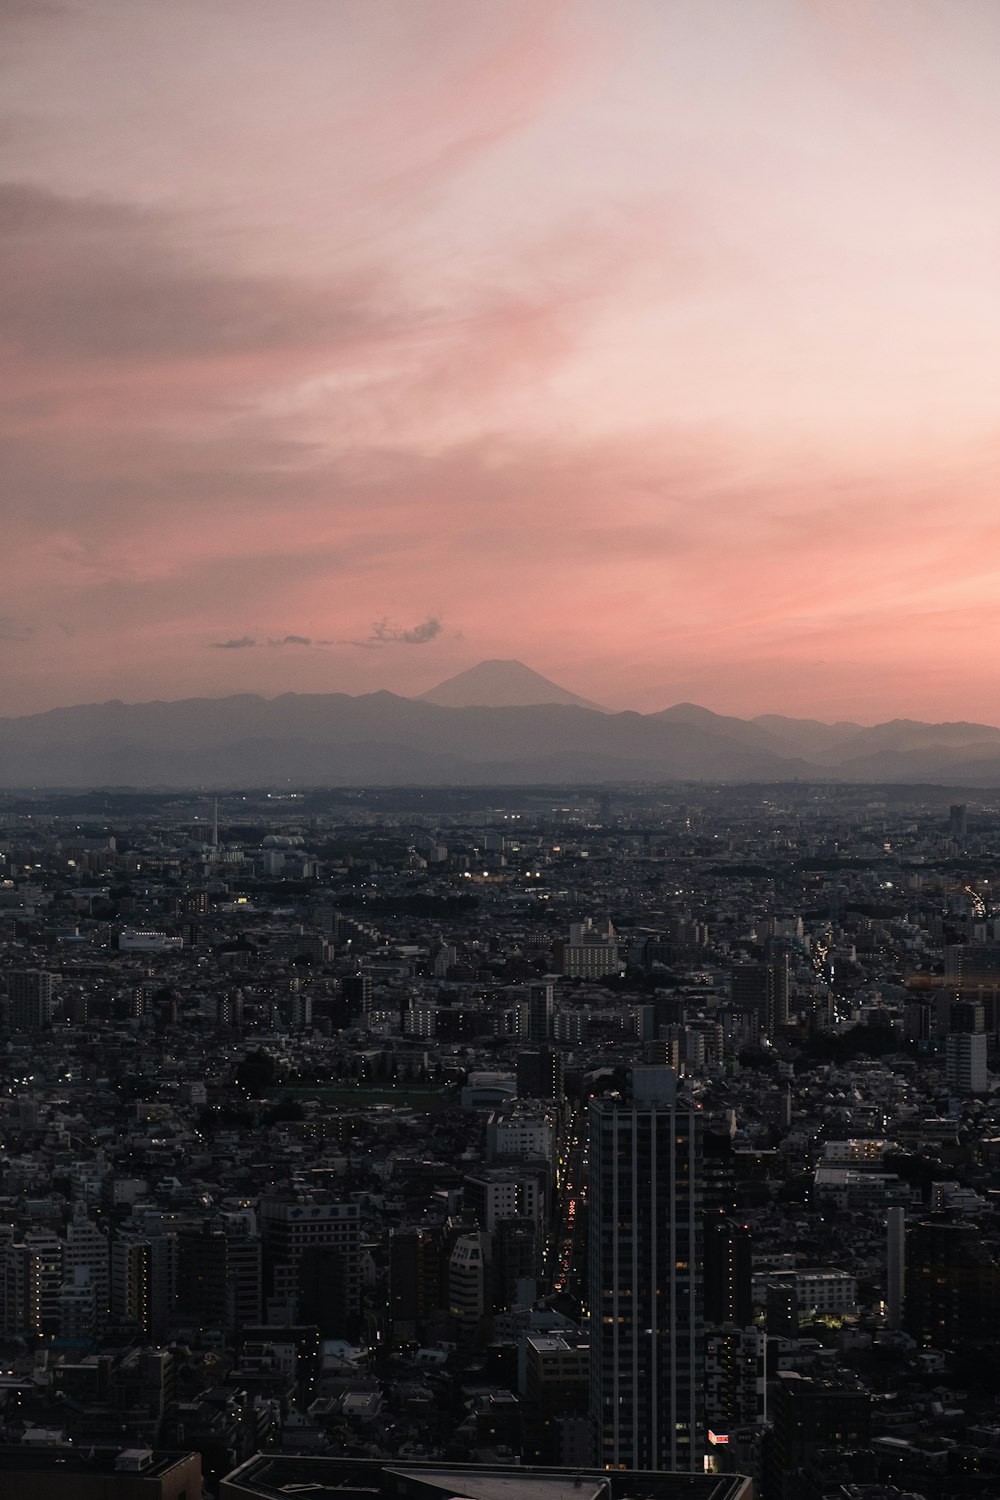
[{"x1": 2, "y1": 678, "x2": 998, "y2": 734}]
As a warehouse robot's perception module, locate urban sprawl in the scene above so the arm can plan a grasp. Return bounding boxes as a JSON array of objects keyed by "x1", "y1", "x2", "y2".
[{"x1": 1, "y1": 782, "x2": 999, "y2": 1500}]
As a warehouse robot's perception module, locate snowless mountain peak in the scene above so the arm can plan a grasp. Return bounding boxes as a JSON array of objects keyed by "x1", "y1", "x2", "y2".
[{"x1": 418, "y1": 659, "x2": 607, "y2": 711}]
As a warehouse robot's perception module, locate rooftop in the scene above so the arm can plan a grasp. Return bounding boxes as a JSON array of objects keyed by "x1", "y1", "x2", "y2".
[
  {"x1": 0, "y1": 1445, "x2": 199, "y2": 1479},
  {"x1": 220, "y1": 1457, "x2": 751, "y2": 1500}
]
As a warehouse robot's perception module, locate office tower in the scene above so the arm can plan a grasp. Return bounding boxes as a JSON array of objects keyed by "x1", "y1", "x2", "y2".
[
  {"x1": 702, "y1": 1129, "x2": 737, "y2": 1218},
  {"x1": 703, "y1": 1213, "x2": 752, "y2": 1328},
  {"x1": 949, "y1": 998, "x2": 985, "y2": 1033},
  {"x1": 464, "y1": 1166, "x2": 545, "y2": 1235},
  {"x1": 949, "y1": 803, "x2": 968, "y2": 839},
  {"x1": 946, "y1": 941, "x2": 1000, "y2": 987},
  {"x1": 389, "y1": 1226, "x2": 446, "y2": 1346},
  {"x1": 492, "y1": 1217, "x2": 540, "y2": 1309},
  {"x1": 64, "y1": 1206, "x2": 109, "y2": 1334},
  {"x1": 886, "y1": 1207, "x2": 905, "y2": 1330},
  {"x1": 486, "y1": 1109, "x2": 556, "y2": 1174},
  {"x1": 176, "y1": 1224, "x2": 262, "y2": 1335},
  {"x1": 730, "y1": 955, "x2": 788, "y2": 1039},
  {"x1": 905, "y1": 1218, "x2": 1000, "y2": 1348},
  {"x1": 342, "y1": 972, "x2": 372, "y2": 1014},
  {"x1": 525, "y1": 981, "x2": 554, "y2": 1043},
  {"x1": 8, "y1": 969, "x2": 55, "y2": 1031},
  {"x1": 448, "y1": 1230, "x2": 490, "y2": 1326},
  {"x1": 946, "y1": 1031, "x2": 988, "y2": 1094},
  {"x1": 519, "y1": 1331, "x2": 591, "y2": 1465},
  {"x1": 730, "y1": 963, "x2": 767, "y2": 1017},
  {"x1": 633, "y1": 1004, "x2": 656, "y2": 1042},
  {"x1": 516, "y1": 1046, "x2": 565, "y2": 1101},
  {"x1": 259, "y1": 1198, "x2": 361, "y2": 1326},
  {"x1": 765, "y1": 946, "x2": 791, "y2": 1033},
  {"x1": 558, "y1": 920, "x2": 621, "y2": 979},
  {"x1": 298, "y1": 1242, "x2": 362, "y2": 1339},
  {"x1": 58, "y1": 1267, "x2": 97, "y2": 1340},
  {"x1": 766, "y1": 1371, "x2": 871, "y2": 1500},
  {"x1": 764, "y1": 1280, "x2": 799, "y2": 1338},
  {"x1": 589, "y1": 1066, "x2": 703, "y2": 1472}
]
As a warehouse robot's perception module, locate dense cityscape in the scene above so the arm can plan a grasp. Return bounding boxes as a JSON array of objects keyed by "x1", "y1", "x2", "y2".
[
  {"x1": 1, "y1": 780, "x2": 1000, "y2": 1497},
  {"x1": 7, "y1": 0, "x2": 1000, "y2": 1496}
]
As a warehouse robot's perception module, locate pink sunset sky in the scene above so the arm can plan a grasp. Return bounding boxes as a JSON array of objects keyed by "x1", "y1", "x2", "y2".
[{"x1": 3, "y1": 0, "x2": 1000, "y2": 723}]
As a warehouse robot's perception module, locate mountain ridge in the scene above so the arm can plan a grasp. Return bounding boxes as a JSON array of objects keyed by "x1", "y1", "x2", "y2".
[{"x1": 2, "y1": 675, "x2": 1000, "y2": 787}]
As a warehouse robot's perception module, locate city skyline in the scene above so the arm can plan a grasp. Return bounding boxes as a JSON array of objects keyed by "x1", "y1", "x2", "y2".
[{"x1": 4, "y1": 1, "x2": 1000, "y2": 722}]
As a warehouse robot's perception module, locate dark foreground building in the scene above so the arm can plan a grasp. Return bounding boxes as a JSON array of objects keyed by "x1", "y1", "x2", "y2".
[
  {"x1": 0, "y1": 1446, "x2": 201, "y2": 1500},
  {"x1": 220, "y1": 1456, "x2": 753, "y2": 1500}
]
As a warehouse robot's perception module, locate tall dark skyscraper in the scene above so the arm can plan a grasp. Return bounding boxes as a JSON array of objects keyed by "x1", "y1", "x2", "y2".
[
  {"x1": 731, "y1": 953, "x2": 789, "y2": 1039},
  {"x1": 703, "y1": 1212, "x2": 752, "y2": 1328},
  {"x1": 516, "y1": 1046, "x2": 565, "y2": 1101},
  {"x1": 588, "y1": 1067, "x2": 703, "y2": 1471},
  {"x1": 8, "y1": 969, "x2": 55, "y2": 1032},
  {"x1": 766, "y1": 1371, "x2": 871, "y2": 1500},
  {"x1": 525, "y1": 981, "x2": 554, "y2": 1043},
  {"x1": 905, "y1": 1217, "x2": 1000, "y2": 1349}
]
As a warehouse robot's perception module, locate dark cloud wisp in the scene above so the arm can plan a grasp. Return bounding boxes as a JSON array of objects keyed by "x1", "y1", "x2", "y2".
[{"x1": 209, "y1": 617, "x2": 443, "y2": 652}]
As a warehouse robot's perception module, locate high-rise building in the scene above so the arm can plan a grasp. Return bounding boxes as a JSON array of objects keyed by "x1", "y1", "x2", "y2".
[
  {"x1": 945, "y1": 941, "x2": 1000, "y2": 988},
  {"x1": 766, "y1": 1371, "x2": 870, "y2": 1500},
  {"x1": 516, "y1": 1047, "x2": 565, "y2": 1101},
  {"x1": 110, "y1": 1231, "x2": 178, "y2": 1338},
  {"x1": 764, "y1": 945, "x2": 791, "y2": 1034},
  {"x1": 2, "y1": 1231, "x2": 64, "y2": 1336},
  {"x1": 557, "y1": 922, "x2": 622, "y2": 980},
  {"x1": 7, "y1": 969, "x2": 55, "y2": 1031},
  {"x1": 525, "y1": 982, "x2": 554, "y2": 1043},
  {"x1": 949, "y1": 998, "x2": 985, "y2": 1033},
  {"x1": 731, "y1": 955, "x2": 788, "y2": 1039},
  {"x1": 588, "y1": 1066, "x2": 703, "y2": 1471},
  {"x1": 176, "y1": 1224, "x2": 261, "y2": 1335},
  {"x1": 448, "y1": 1230, "x2": 490, "y2": 1326},
  {"x1": 905, "y1": 1217, "x2": 1000, "y2": 1348},
  {"x1": 702, "y1": 1213, "x2": 752, "y2": 1328},
  {"x1": 64, "y1": 1206, "x2": 109, "y2": 1335},
  {"x1": 705, "y1": 1325, "x2": 767, "y2": 1433},
  {"x1": 886, "y1": 1206, "x2": 905, "y2": 1331},
  {"x1": 464, "y1": 1166, "x2": 545, "y2": 1234},
  {"x1": 518, "y1": 1332, "x2": 591, "y2": 1465},
  {"x1": 486, "y1": 1108, "x2": 556, "y2": 1168},
  {"x1": 946, "y1": 1030, "x2": 988, "y2": 1094},
  {"x1": 389, "y1": 1225, "x2": 446, "y2": 1345},
  {"x1": 492, "y1": 1217, "x2": 540, "y2": 1309},
  {"x1": 341, "y1": 972, "x2": 372, "y2": 1014},
  {"x1": 259, "y1": 1199, "x2": 361, "y2": 1327}
]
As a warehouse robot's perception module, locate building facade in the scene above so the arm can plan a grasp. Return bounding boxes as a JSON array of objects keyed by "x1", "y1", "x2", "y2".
[{"x1": 588, "y1": 1067, "x2": 704, "y2": 1471}]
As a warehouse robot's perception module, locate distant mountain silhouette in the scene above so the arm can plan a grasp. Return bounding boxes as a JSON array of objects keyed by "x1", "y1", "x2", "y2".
[
  {"x1": 1, "y1": 683, "x2": 1000, "y2": 786},
  {"x1": 419, "y1": 659, "x2": 606, "y2": 711},
  {"x1": 751, "y1": 714, "x2": 863, "y2": 755}
]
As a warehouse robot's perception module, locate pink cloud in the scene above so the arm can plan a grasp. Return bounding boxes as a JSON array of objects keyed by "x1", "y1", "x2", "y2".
[{"x1": 2, "y1": 1, "x2": 1000, "y2": 725}]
